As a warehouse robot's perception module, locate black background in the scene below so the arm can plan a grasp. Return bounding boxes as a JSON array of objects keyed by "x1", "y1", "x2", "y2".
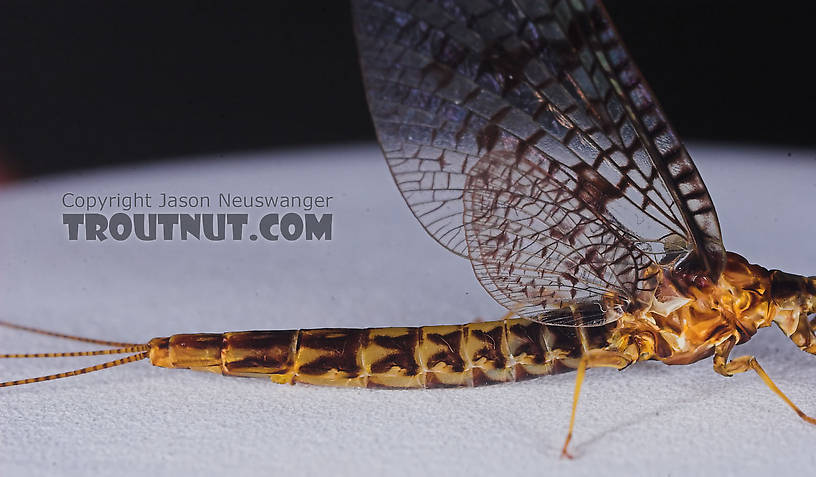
[{"x1": 1, "y1": 1, "x2": 813, "y2": 178}]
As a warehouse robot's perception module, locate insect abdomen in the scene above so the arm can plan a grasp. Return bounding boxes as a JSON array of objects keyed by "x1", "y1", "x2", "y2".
[{"x1": 149, "y1": 319, "x2": 609, "y2": 388}]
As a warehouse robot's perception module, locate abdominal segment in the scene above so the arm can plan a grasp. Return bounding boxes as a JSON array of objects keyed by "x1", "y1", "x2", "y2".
[{"x1": 151, "y1": 319, "x2": 614, "y2": 388}]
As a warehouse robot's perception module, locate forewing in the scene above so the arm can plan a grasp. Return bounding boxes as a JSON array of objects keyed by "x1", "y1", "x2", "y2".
[
  {"x1": 547, "y1": 0, "x2": 725, "y2": 278},
  {"x1": 352, "y1": 0, "x2": 724, "y2": 325}
]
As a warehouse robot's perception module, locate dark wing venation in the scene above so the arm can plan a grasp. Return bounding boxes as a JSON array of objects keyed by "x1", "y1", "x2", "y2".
[
  {"x1": 464, "y1": 149, "x2": 658, "y2": 325},
  {"x1": 354, "y1": 0, "x2": 695, "y2": 257},
  {"x1": 352, "y1": 0, "x2": 724, "y2": 325},
  {"x1": 545, "y1": 0, "x2": 725, "y2": 276}
]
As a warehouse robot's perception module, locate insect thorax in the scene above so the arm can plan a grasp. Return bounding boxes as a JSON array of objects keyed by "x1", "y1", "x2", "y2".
[{"x1": 610, "y1": 252, "x2": 814, "y2": 366}]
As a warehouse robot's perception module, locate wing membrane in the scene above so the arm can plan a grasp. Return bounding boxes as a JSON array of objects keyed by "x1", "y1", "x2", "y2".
[
  {"x1": 464, "y1": 149, "x2": 657, "y2": 324},
  {"x1": 352, "y1": 0, "x2": 724, "y2": 325}
]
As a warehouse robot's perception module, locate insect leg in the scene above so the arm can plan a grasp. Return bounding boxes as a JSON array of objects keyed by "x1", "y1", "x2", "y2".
[
  {"x1": 713, "y1": 338, "x2": 816, "y2": 425},
  {"x1": 561, "y1": 354, "x2": 587, "y2": 460},
  {"x1": 560, "y1": 346, "x2": 636, "y2": 459}
]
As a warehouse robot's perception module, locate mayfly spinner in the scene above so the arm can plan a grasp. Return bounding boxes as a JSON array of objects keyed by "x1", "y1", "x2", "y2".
[{"x1": 2, "y1": 0, "x2": 815, "y2": 458}]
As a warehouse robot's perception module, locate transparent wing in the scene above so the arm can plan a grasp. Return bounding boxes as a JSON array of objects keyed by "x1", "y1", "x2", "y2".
[
  {"x1": 352, "y1": 0, "x2": 724, "y2": 326},
  {"x1": 464, "y1": 149, "x2": 658, "y2": 324}
]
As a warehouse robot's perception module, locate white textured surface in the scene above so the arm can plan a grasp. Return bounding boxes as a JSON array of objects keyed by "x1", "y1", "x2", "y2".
[{"x1": 0, "y1": 143, "x2": 815, "y2": 476}]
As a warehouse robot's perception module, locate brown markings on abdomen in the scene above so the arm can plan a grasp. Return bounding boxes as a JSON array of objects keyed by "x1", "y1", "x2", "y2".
[
  {"x1": 152, "y1": 319, "x2": 616, "y2": 388},
  {"x1": 420, "y1": 325, "x2": 470, "y2": 388},
  {"x1": 464, "y1": 321, "x2": 513, "y2": 386},
  {"x1": 364, "y1": 327, "x2": 423, "y2": 388},
  {"x1": 293, "y1": 328, "x2": 368, "y2": 386},
  {"x1": 167, "y1": 333, "x2": 223, "y2": 369},
  {"x1": 222, "y1": 331, "x2": 298, "y2": 377}
]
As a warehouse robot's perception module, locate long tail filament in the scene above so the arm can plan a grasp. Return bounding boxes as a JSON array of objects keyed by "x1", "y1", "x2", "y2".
[
  {"x1": 0, "y1": 320, "x2": 149, "y2": 388},
  {"x1": 0, "y1": 319, "x2": 142, "y2": 347}
]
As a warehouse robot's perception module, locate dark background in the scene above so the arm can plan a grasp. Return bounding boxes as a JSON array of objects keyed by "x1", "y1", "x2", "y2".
[{"x1": 0, "y1": 1, "x2": 813, "y2": 180}]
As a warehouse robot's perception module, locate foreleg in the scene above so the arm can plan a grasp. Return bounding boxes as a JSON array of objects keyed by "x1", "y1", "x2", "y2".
[{"x1": 713, "y1": 338, "x2": 816, "y2": 425}]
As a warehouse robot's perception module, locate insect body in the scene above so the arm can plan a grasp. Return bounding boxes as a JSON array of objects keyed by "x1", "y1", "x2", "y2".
[
  {"x1": 3, "y1": 254, "x2": 814, "y2": 391},
  {"x1": 3, "y1": 0, "x2": 815, "y2": 458},
  {"x1": 95, "y1": 254, "x2": 816, "y2": 386}
]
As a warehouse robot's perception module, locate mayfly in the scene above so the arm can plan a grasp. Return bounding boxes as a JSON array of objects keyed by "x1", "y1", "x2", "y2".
[{"x1": 2, "y1": 0, "x2": 815, "y2": 458}]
